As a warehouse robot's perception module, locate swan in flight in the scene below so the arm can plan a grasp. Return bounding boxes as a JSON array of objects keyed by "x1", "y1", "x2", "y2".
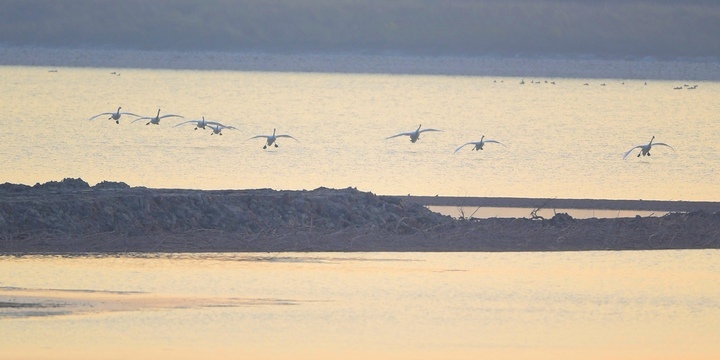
[
  {"x1": 173, "y1": 116, "x2": 223, "y2": 130},
  {"x1": 248, "y1": 128, "x2": 299, "y2": 149},
  {"x1": 453, "y1": 135, "x2": 507, "y2": 153},
  {"x1": 208, "y1": 123, "x2": 237, "y2": 135},
  {"x1": 623, "y1": 136, "x2": 674, "y2": 159},
  {"x1": 88, "y1": 107, "x2": 140, "y2": 124},
  {"x1": 131, "y1": 109, "x2": 183, "y2": 125},
  {"x1": 386, "y1": 124, "x2": 443, "y2": 143}
]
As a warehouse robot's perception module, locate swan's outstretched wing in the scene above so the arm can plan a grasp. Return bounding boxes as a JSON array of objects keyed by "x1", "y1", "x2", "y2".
[
  {"x1": 276, "y1": 134, "x2": 299, "y2": 141},
  {"x1": 130, "y1": 117, "x2": 152, "y2": 124},
  {"x1": 453, "y1": 142, "x2": 477, "y2": 154},
  {"x1": 484, "y1": 139, "x2": 507, "y2": 147},
  {"x1": 173, "y1": 120, "x2": 201, "y2": 128},
  {"x1": 623, "y1": 145, "x2": 643, "y2": 159},
  {"x1": 88, "y1": 112, "x2": 113, "y2": 121},
  {"x1": 418, "y1": 128, "x2": 443, "y2": 134},
  {"x1": 159, "y1": 114, "x2": 184, "y2": 120},
  {"x1": 120, "y1": 112, "x2": 141, "y2": 118},
  {"x1": 247, "y1": 135, "x2": 270, "y2": 141},
  {"x1": 385, "y1": 131, "x2": 413, "y2": 140},
  {"x1": 206, "y1": 121, "x2": 237, "y2": 130},
  {"x1": 654, "y1": 142, "x2": 675, "y2": 151}
]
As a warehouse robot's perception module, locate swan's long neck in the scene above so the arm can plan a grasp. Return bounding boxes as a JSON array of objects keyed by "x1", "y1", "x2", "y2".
[
  {"x1": 649, "y1": 136, "x2": 655, "y2": 145},
  {"x1": 156, "y1": 109, "x2": 161, "y2": 118},
  {"x1": 116, "y1": 107, "x2": 121, "y2": 114},
  {"x1": 480, "y1": 135, "x2": 485, "y2": 142},
  {"x1": 272, "y1": 128, "x2": 276, "y2": 137},
  {"x1": 417, "y1": 124, "x2": 422, "y2": 132}
]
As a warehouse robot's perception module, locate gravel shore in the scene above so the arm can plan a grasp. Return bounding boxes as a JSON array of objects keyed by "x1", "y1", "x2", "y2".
[{"x1": 2, "y1": 179, "x2": 719, "y2": 253}]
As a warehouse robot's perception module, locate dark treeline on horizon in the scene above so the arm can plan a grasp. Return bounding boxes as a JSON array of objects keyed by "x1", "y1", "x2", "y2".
[{"x1": 1, "y1": 0, "x2": 718, "y2": 59}]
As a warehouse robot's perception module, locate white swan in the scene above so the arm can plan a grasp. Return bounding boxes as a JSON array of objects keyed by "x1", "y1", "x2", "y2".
[
  {"x1": 208, "y1": 123, "x2": 237, "y2": 135},
  {"x1": 131, "y1": 109, "x2": 183, "y2": 125},
  {"x1": 248, "y1": 128, "x2": 299, "y2": 149},
  {"x1": 453, "y1": 135, "x2": 507, "y2": 153},
  {"x1": 173, "y1": 116, "x2": 217, "y2": 130},
  {"x1": 88, "y1": 107, "x2": 140, "y2": 124},
  {"x1": 623, "y1": 136, "x2": 674, "y2": 159},
  {"x1": 385, "y1": 124, "x2": 443, "y2": 143}
]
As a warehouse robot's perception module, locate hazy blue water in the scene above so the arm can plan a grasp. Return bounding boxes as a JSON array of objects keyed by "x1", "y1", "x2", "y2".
[
  {"x1": 1, "y1": 251, "x2": 719, "y2": 360},
  {"x1": 0, "y1": 65, "x2": 718, "y2": 200}
]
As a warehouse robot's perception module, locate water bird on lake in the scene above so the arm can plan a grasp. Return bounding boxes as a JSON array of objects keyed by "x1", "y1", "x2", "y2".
[
  {"x1": 386, "y1": 124, "x2": 443, "y2": 143},
  {"x1": 88, "y1": 107, "x2": 140, "y2": 124},
  {"x1": 623, "y1": 136, "x2": 674, "y2": 159},
  {"x1": 453, "y1": 135, "x2": 507, "y2": 153},
  {"x1": 248, "y1": 128, "x2": 299, "y2": 149},
  {"x1": 131, "y1": 109, "x2": 183, "y2": 125}
]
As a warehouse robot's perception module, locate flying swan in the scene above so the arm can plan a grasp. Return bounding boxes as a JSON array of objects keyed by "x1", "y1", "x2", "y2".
[
  {"x1": 623, "y1": 136, "x2": 674, "y2": 159},
  {"x1": 88, "y1": 107, "x2": 140, "y2": 124},
  {"x1": 453, "y1": 135, "x2": 507, "y2": 153},
  {"x1": 131, "y1": 109, "x2": 184, "y2": 125},
  {"x1": 248, "y1": 128, "x2": 299, "y2": 149},
  {"x1": 208, "y1": 123, "x2": 237, "y2": 135},
  {"x1": 385, "y1": 124, "x2": 443, "y2": 143},
  {"x1": 173, "y1": 116, "x2": 228, "y2": 131}
]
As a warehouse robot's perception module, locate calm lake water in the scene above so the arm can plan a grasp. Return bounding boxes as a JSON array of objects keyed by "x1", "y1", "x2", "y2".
[
  {"x1": 1, "y1": 251, "x2": 719, "y2": 360},
  {"x1": 0, "y1": 65, "x2": 718, "y2": 201},
  {"x1": 1, "y1": 63, "x2": 719, "y2": 359}
]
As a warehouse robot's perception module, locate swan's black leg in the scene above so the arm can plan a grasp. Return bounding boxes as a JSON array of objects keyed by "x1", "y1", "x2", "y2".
[
  {"x1": 263, "y1": 145, "x2": 267, "y2": 149},
  {"x1": 274, "y1": 144, "x2": 278, "y2": 148}
]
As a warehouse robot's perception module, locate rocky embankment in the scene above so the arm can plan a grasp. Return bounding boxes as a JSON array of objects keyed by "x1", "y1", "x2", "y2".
[{"x1": 1, "y1": 178, "x2": 719, "y2": 253}]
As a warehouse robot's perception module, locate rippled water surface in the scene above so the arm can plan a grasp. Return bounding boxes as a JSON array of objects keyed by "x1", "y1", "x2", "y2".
[
  {"x1": 1, "y1": 65, "x2": 718, "y2": 200},
  {"x1": 1, "y1": 251, "x2": 719, "y2": 359}
]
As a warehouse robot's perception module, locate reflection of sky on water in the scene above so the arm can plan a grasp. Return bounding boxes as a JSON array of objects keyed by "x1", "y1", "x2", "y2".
[
  {"x1": 1, "y1": 251, "x2": 719, "y2": 359},
  {"x1": 0, "y1": 66, "x2": 718, "y2": 201}
]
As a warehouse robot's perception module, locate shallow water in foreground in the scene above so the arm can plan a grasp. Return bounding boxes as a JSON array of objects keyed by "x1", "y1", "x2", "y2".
[{"x1": 1, "y1": 251, "x2": 719, "y2": 359}]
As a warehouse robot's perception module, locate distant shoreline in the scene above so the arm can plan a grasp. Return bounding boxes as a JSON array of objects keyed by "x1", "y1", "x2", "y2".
[
  {"x1": 1, "y1": 46, "x2": 719, "y2": 81},
  {"x1": 2, "y1": 179, "x2": 719, "y2": 253},
  {"x1": 405, "y1": 196, "x2": 720, "y2": 213}
]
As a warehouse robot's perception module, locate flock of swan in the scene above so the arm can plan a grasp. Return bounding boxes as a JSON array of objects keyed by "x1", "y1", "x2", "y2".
[
  {"x1": 88, "y1": 107, "x2": 674, "y2": 158},
  {"x1": 88, "y1": 106, "x2": 299, "y2": 148}
]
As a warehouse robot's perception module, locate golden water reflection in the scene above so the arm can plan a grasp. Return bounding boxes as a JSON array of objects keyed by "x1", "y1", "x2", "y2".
[
  {"x1": 428, "y1": 205, "x2": 666, "y2": 219},
  {"x1": 1, "y1": 66, "x2": 719, "y2": 201},
  {"x1": 1, "y1": 251, "x2": 719, "y2": 359}
]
